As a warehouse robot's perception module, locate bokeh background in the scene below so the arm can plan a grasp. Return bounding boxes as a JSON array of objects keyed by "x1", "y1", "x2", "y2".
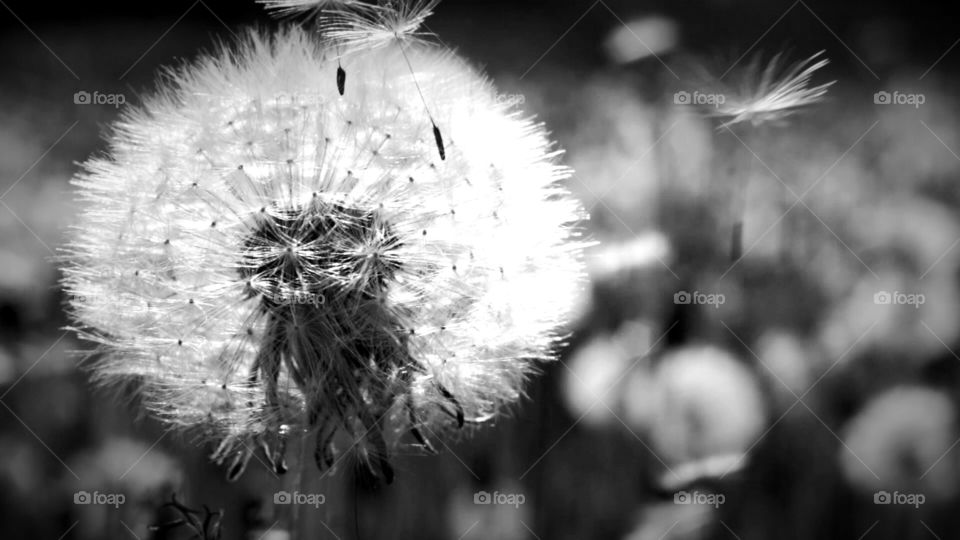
[{"x1": 3, "y1": 0, "x2": 960, "y2": 538}]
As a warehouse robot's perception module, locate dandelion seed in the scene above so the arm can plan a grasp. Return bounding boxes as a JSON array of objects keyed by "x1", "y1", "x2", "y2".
[
  {"x1": 320, "y1": 0, "x2": 439, "y2": 51},
  {"x1": 257, "y1": 0, "x2": 361, "y2": 20},
  {"x1": 678, "y1": 52, "x2": 833, "y2": 261},
  {"x1": 710, "y1": 51, "x2": 834, "y2": 129},
  {"x1": 63, "y1": 28, "x2": 587, "y2": 483},
  {"x1": 432, "y1": 122, "x2": 445, "y2": 160}
]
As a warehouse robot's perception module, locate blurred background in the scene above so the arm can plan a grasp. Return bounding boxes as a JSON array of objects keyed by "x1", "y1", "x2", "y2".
[{"x1": 3, "y1": 0, "x2": 960, "y2": 538}]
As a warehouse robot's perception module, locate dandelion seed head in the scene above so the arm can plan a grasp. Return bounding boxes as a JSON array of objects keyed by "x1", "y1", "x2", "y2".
[
  {"x1": 63, "y1": 27, "x2": 587, "y2": 479},
  {"x1": 647, "y1": 346, "x2": 766, "y2": 466}
]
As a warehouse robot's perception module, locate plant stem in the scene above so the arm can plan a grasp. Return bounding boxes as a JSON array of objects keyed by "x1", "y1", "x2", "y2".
[{"x1": 291, "y1": 431, "x2": 308, "y2": 540}]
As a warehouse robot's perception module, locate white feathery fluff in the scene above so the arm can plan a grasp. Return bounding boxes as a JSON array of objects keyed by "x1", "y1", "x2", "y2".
[
  {"x1": 62, "y1": 27, "x2": 587, "y2": 482},
  {"x1": 257, "y1": 0, "x2": 361, "y2": 19},
  {"x1": 319, "y1": 0, "x2": 439, "y2": 51},
  {"x1": 711, "y1": 51, "x2": 834, "y2": 129}
]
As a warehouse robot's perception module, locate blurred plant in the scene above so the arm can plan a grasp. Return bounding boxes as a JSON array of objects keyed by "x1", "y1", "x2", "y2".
[
  {"x1": 563, "y1": 319, "x2": 656, "y2": 427},
  {"x1": 69, "y1": 438, "x2": 184, "y2": 540},
  {"x1": 150, "y1": 494, "x2": 223, "y2": 540},
  {"x1": 841, "y1": 386, "x2": 959, "y2": 500},
  {"x1": 62, "y1": 0, "x2": 586, "y2": 496},
  {"x1": 643, "y1": 345, "x2": 766, "y2": 488}
]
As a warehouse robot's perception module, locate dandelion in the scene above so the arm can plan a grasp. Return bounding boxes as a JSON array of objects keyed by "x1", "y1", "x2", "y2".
[
  {"x1": 643, "y1": 345, "x2": 766, "y2": 486},
  {"x1": 62, "y1": 27, "x2": 587, "y2": 483}
]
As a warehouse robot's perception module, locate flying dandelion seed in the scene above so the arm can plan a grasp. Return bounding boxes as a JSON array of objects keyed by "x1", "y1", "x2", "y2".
[
  {"x1": 319, "y1": 0, "x2": 439, "y2": 51},
  {"x1": 62, "y1": 27, "x2": 587, "y2": 483},
  {"x1": 710, "y1": 51, "x2": 834, "y2": 129},
  {"x1": 675, "y1": 51, "x2": 833, "y2": 261}
]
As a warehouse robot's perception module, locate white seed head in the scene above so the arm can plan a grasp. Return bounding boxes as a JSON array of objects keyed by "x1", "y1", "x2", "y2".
[
  {"x1": 648, "y1": 345, "x2": 766, "y2": 466},
  {"x1": 63, "y1": 27, "x2": 587, "y2": 481}
]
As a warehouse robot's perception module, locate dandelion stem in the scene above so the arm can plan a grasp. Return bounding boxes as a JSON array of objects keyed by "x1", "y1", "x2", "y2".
[
  {"x1": 286, "y1": 432, "x2": 308, "y2": 540},
  {"x1": 730, "y1": 221, "x2": 743, "y2": 262},
  {"x1": 725, "y1": 126, "x2": 753, "y2": 263}
]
